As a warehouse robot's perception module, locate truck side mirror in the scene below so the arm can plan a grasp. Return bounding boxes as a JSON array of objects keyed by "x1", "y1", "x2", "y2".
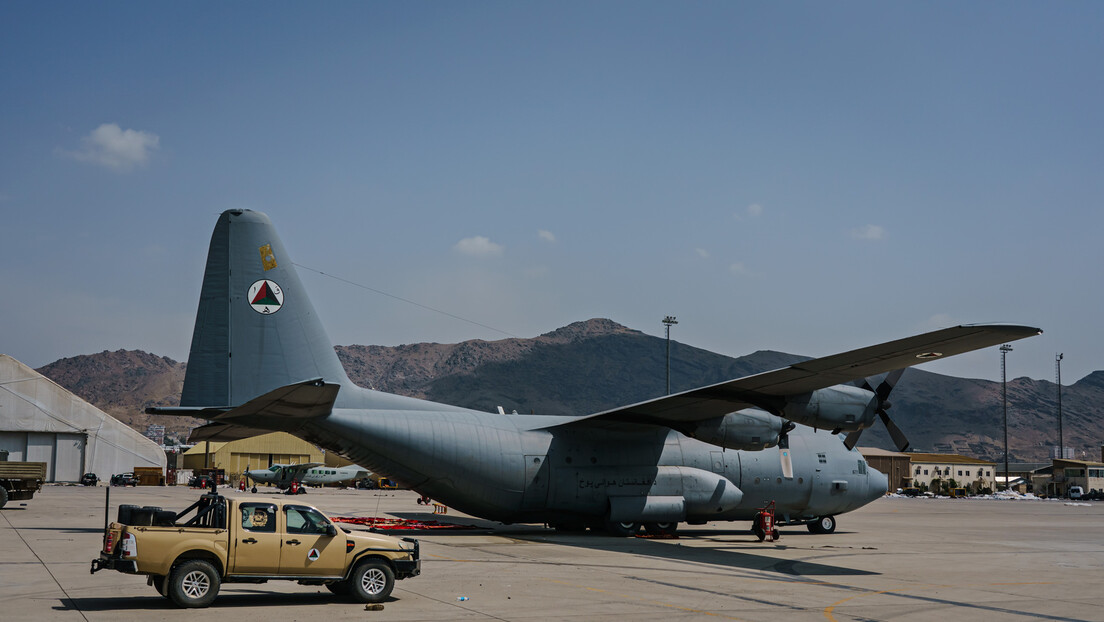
[{"x1": 326, "y1": 524, "x2": 337, "y2": 537}]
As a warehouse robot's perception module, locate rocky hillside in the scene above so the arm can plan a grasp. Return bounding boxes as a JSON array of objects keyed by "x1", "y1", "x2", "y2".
[{"x1": 35, "y1": 319, "x2": 1104, "y2": 462}]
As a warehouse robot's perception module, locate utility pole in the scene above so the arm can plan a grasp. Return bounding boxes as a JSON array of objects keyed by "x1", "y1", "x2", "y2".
[
  {"x1": 1056, "y1": 353, "x2": 1064, "y2": 458},
  {"x1": 663, "y1": 316, "x2": 678, "y2": 395},
  {"x1": 1000, "y1": 344, "x2": 1013, "y2": 490}
]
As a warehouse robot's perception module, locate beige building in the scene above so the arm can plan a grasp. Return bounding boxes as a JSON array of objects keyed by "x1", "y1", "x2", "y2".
[
  {"x1": 183, "y1": 432, "x2": 324, "y2": 483},
  {"x1": 1050, "y1": 459, "x2": 1104, "y2": 497},
  {"x1": 859, "y1": 447, "x2": 912, "y2": 490},
  {"x1": 907, "y1": 452, "x2": 996, "y2": 493}
]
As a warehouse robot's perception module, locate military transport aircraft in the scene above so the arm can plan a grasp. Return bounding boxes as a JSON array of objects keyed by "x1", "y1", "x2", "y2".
[
  {"x1": 244, "y1": 463, "x2": 369, "y2": 492},
  {"x1": 152, "y1": 210, "x2": 1041, "y2": 537}
]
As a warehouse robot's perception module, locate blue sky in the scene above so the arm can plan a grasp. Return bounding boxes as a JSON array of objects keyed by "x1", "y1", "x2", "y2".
[{"x1": 2, "y1": 3, "x2": 1101, "y2": 384}]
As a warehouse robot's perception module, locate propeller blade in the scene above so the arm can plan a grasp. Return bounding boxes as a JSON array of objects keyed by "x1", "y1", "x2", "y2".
[
  {"x1": 843, "y1": 428, "x2": 863, "y2": 450},
  {"x1": 878, "y1": 410, "x2": 911, "y2": 452},
  {"x1": 877, "y1": 368, "x2": 905, "y2": 401}
]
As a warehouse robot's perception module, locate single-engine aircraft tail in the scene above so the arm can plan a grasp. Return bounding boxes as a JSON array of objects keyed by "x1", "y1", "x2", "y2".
[{"x1": 154, "y1": 209, "x2": 1041, "y2": 537}]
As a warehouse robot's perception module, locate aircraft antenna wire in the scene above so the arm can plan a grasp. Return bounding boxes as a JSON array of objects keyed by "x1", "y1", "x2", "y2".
[{"x1": 292, "y1": 262, "x2": 520, "y2": 339}]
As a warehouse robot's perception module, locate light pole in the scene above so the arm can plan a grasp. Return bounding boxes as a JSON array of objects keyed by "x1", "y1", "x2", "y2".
[
  {"x1": 1056, "y1": 353, "x2": 1064, "y2": 459},
  {"x1": 663, "y1": 316, "x2": 678, "y2": 395},
  {"x1": 1000, "y1": 344, "x2": 1013, "y2": 490}
]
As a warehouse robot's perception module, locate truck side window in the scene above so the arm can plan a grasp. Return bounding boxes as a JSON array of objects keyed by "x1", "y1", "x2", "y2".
[
  {"x1": 241, "y1": 503, "x2": 277, "y2": 533},
  {"x1": 285, "y1": 505, "x2": 333, "y2": 535}
]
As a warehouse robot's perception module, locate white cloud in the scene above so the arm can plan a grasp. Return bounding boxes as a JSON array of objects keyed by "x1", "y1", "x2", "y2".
[
  {"x1": 747, "y1": 203, "x2": 763, "y2": 217},
  {"x1": 453, "y1": 235, "x2": 504, "y2": 257},
  {"x1": 695, "y1": 248, "x2": 709, "y2": 259},
  {"x1": 538, "y1": 229, "x2": 556, "y2": 243},
  {"x1": 729, "y1": 262, "x2": 749, "y2": 276},
  {"x1": 851, "y1": 224, "x2": 886, "y2": 240},
  {"x1": 62, "y1": 123, "x2": 160, "y2": 172}
]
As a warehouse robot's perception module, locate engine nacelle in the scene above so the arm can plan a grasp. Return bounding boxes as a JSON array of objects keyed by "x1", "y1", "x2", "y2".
[
  {"x1": 685, "y1": 409, "x2": 785, "y2": 450},
  {"x1": 780, "y1": 385, "x2": 877, "y2": 432}
]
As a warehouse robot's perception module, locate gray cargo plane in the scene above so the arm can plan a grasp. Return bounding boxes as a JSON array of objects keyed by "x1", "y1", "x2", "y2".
[{"x1": 152, "y1": 210, "x2": 1040, "y2": 536}]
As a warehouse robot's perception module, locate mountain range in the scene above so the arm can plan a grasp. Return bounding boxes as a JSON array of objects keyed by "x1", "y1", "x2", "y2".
[{"x1": 34, "y1": 319, "x2": 1103, "y2": 462}]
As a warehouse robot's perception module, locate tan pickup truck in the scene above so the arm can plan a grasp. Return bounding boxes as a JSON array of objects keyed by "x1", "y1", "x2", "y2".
[{"x1": 90, "y1": 492, "x2": 420, "y2": 608}]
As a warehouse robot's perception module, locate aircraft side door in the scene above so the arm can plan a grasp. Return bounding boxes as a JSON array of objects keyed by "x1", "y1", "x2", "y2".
[
  {"x1": 230, "y1": 502, "x2": 282, "y2": 575},
  {"x1": 279, "y1": 504, "x2": 346, "y2": 576}
]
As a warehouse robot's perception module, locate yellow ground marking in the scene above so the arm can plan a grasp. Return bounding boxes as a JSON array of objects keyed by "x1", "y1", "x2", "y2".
[{"x1": 823, "y1": 581, "x2": 1055, "y2": 621}]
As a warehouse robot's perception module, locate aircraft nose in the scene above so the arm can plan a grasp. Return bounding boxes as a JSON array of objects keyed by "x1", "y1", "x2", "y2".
[{"x1": 867, "y1": 467, "x2": 888, "y2": 502}]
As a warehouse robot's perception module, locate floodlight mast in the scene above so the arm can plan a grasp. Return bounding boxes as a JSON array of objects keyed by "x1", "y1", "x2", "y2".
[
  {"x1": 1000, "y1": 344, "x2": 1013, "y2": 490},
  {"x1": 1056, "y1": 353, "x2": 1064, "y2": 458},
  {"x1": 663, "y1": 316, "x2": 678, "y2": 395}
]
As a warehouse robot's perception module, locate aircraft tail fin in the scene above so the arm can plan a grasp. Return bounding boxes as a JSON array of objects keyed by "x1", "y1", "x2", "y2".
[{"x1": 180, "y1": 209, "x2": 353, "y2": 408}]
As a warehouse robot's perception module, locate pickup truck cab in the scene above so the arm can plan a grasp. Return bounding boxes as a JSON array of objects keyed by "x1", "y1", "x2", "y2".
[{"x1": 91, "y1": 492, "x2": 419, "y2": 608}]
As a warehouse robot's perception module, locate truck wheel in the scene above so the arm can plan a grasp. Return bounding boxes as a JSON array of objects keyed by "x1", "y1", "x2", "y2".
[
  {"x1": 349, "y1": 559, "x2": 394, "y2": 603},
  {"x1": 0, "y1": 486, "x2": 8, "y2": 509},
  {"x1": 167, "y1": 559, "x2": 220, "y2": 608}
]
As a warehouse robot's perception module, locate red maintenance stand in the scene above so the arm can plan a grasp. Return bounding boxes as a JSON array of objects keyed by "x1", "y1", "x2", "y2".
[{"x1": 754, "y1": 501, "x2": 781, "y2": 542}]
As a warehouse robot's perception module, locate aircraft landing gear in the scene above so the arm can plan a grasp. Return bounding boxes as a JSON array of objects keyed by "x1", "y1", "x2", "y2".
[
  {"x1": 604, "y1": 520, "x2": 640, "y2": 537},
  {"x1": 807, "y1": 515, "x2": 836, "y2": 534},
  {"x1": 643, "y1": 522, "x2": 678, "y2": 536}
]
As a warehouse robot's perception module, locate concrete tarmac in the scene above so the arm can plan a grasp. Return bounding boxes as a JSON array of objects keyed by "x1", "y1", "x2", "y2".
[{"x1": 2, "y1": 485, "x2": 1102, "y2": 621}]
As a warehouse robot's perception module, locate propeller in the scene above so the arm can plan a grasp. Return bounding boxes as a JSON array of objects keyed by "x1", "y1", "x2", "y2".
[{"x1": 843, "y1": 368, "x2": 910, "y2": 452}]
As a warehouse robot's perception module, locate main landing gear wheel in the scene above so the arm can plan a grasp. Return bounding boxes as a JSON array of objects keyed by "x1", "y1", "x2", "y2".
[
  {"x1": 807, "y1": 515, "x2": 837, "y2": 534},
  {"x1": 604, "y1": 520, "x2": 641, "y2": 537},
  {"x1": 643, "y1": 522, "x2": 678, "y2": 536}
]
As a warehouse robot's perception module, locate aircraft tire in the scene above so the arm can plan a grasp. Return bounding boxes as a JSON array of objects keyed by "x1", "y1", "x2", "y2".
[
  {"x1": 167, "y1": 559, "x2": 220, "y2": 608},
  {"x1": 604, "y1": 520, "x2": 640, "y2": 537},
  {"x1": 349, "y1": 559, "x2": 394, "y2": 603},
  {"x1": 807, "y1": 515, "x2": 836, "y2": 534},
  {"x1": 250, "y1": 486, "x2": 257, "y2": 493},
  {"x1": 643, "y1": 522, "x2": 678, "y2": 536}
]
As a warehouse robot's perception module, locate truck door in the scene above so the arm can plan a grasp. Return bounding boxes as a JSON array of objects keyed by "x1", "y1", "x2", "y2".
[
  {"x1": 231, "y1": 502, "x2": 281, "y2": 575},
  {"x1": 280, "y1": 504, "x2": 346, "y2": 576}
]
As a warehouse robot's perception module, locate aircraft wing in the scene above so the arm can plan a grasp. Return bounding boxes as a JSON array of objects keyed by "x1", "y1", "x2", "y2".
[{"x1": 560, "y1": 324, "x2": 1041, "y2": 428}]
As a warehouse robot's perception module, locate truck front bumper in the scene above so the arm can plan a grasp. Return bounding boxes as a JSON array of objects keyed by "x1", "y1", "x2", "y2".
[{"x1": 395, "y1": 537, "x2": 421, "y2": 579}]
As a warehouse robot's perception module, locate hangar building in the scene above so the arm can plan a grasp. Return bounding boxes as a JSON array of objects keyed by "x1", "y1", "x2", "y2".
[
  {"x1": 0, "y1": 354, "x2": 166, "y2": 481},
  {"x1": 183, "y1": 432, "x2": 324, "y2": 483}
]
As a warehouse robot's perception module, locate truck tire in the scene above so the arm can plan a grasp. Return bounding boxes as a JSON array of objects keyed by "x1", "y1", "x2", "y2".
[
  {"x1": 0, "y1": 486, "x2": 8, "y2": 509},
  {"x1": 167, "y1": 559, "x2": 220, "y2": 608},
  {"x1": 349, "y1": 559, "x2": 394, "y2": 603}
]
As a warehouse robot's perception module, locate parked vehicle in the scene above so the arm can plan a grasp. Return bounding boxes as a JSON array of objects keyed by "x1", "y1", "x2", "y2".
[
  {"x1": 1068, "y1": 486, "x2": 1084, "y2": 500},
  {"x1": 81, "y1": 473, "x2": 99, "y2": 486},
  {"x1": 0, "y1": 461, "x2": 46, "y2": 508},
  {"x1": 110, "y1": 473, "x2": 138, "y2": 487},
  {"x1": 90, "y1": 492, "x2": 421, "y2": 608}
]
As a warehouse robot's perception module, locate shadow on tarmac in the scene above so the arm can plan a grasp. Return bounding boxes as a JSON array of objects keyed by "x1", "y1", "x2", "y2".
[{"x1": 56, "y1": 592, "x2": 395, "y2": 612}]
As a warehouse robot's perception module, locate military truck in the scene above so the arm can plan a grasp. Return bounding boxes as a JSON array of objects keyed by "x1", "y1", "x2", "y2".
[
  {"x1": 0, "y1": 460, "x2": 46, "y2": 508},
  {"x1": 90, "y1": 492, "x2": 420, "y2": 608}
]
